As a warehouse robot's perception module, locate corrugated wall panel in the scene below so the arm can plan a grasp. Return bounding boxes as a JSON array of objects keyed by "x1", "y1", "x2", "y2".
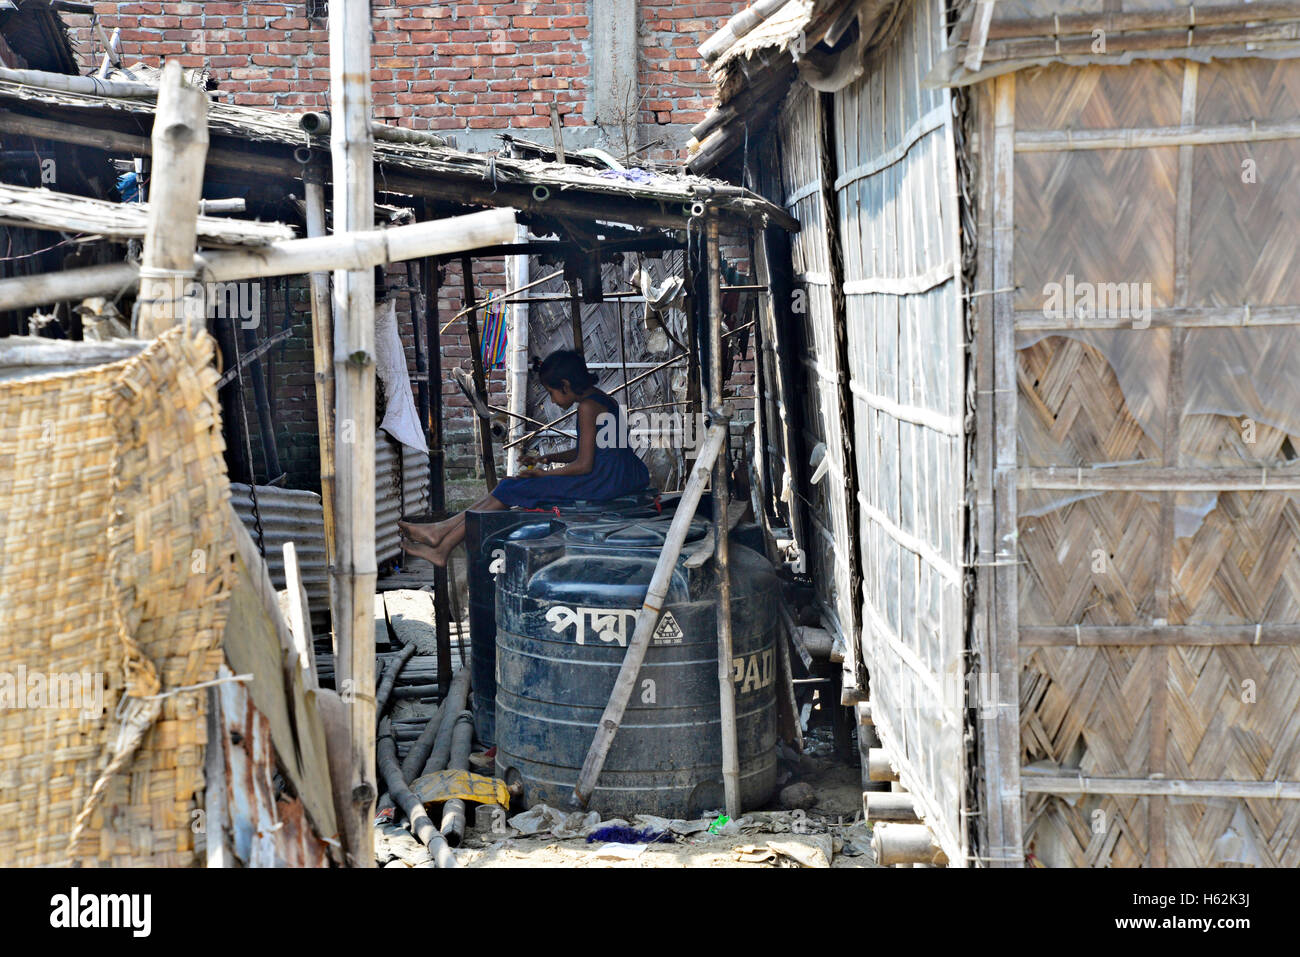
[{"x1": 232, "y1": 429, "x2": 431, "y2": 632}]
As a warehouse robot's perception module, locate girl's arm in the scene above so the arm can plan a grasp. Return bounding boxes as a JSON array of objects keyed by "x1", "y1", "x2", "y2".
[
  {"x1": 544, "y1": 446, "x2": 579, "y2": 464},
  {"x1": 538, "y1": 399, "x2": 599, "y2": 477}
]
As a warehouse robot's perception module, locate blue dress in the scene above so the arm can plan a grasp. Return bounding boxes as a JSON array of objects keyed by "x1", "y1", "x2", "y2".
[{"x1": 492, "y1": 391, "x2": 650, "y2": 508}]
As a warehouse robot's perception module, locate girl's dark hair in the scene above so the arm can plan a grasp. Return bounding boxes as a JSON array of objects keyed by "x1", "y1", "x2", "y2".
[{"x1": 531, "y1": 349, "x2": 597, "y2": 392}]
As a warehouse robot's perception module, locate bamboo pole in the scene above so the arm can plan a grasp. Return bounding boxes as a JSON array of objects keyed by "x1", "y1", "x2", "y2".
[
  {"x1": 571, "y1": 422, "x2": 729, "y2": 809},
  {"x1": 979, "y1": 20, "x2": 1300, "y2": 63},
  {"x1": 137, "y1": 61, "x2": 208, "y2": 338},
  {"x1": 423, "y1": 250, "x2": 454, "y2": 695},
  {"x1": 1018, "y1": 466, "x2": 1300, "y2": 491},
  {"x1": 1020, "y1": 773, "x2": 1300, "y2": 800},
  {"x1": 376, "y1": 718, "x2": 458, "y2": 867},
  {"x1": 872, "y1": 823, "x2": 949, "y2": 867},
  {"x1": 706, "y1": 215, "x2": 740, "y2": 819},
  {"x1": 0, "y1": 208, "x2": 518, "y2": 312},
  {"x1": 303, "y1": 167, "x2": 338, "y2": 629},
  {"x1": 1020, "y1": 623, "x2": 1300, "y2": 646},
  {"x1": 864, "y1": 792, "x2": 921, "y2": 823},
  {"x1": 0, "y1": 65, "x2": 154, "y2": 96},
  {"x1": 1015, "y1": 119, "x2": 1300, "y2": 153},
  {"x1": 990, "y1": 73, "x2": 1024, "y2": 867},
  {"x1": 568, "y1": 277, "x2": 584, "y2": 357},
  {"x1": 506, "y1": 224, "x2": 530, "y2": 475},
  {"x1": 957, "y1": 0, "x2": 1300, "y2": 42},
  {"x1": 698, "y1": 0, "x2": 791, "y2": 63},
  {"x1": 459, "y1": 254, "x2": 498, "y2": 487},
  {"x1": 330, "y1": 0, "x2": 377, "y2": 869},
  {"x1": 299, "y1": 111, "x2": 449, "y2": 149},
  {"x1": 867, "y1": 749, "x2": 900, "y2": 782}
]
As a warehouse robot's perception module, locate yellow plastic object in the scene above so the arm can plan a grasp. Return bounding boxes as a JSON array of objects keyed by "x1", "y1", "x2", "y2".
[{"x1": 410, "y1": 768, "x2": 510, "y2": 808}]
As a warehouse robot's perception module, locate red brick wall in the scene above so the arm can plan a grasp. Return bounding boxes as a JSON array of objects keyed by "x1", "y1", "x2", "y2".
[{"x1": 64, "y1": 1, "x2": 743, "y2": 162}]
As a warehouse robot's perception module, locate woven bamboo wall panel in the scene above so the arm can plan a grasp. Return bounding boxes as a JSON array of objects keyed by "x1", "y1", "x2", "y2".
[
  {"x1": 1014, "y1": 148, "x2": 1177, "y2": 312},
  {"x1": 779, "y1": 82, "x2": 857, "y2": 645},
  {"x1": 0, "y1": 328, "x2": 235, "y2": 866},
  {"x1": 1173, "y1": 491, "x2": 1300, "y2": 625},
  {"x1": 1015, "y1": 61, "x2": 1184, "y2": 132},
  {"x1": 1194, "y1": 57, "x2": 1300, "y2": 125},
  {"x1": 1188, "y1": 142, "x2": 1300, "y2": 306},
  {"x1": 1009, "y1": 54, "x2": 1300, "y2": 866},
  {"x1": 833, "y1": 0, "x2": 967, "y2": 864},
  {"x1": 1018, "y1": 331, "x2": 1166, "y2": 466},
  {"x1": 1025, "y1": 793, "x2": 1150, "y2": 867},
  {"x1": 1033, "y1": 792, "x2": 1300, "y2": 867},
  {"x1": 1019, "y1": 491, "x2": 1163, "y2": 626}
]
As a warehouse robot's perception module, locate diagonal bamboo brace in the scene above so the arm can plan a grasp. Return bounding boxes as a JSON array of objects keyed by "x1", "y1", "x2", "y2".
[{"x1": 570, "y1": 421, "x2": 729, "y2": 809}]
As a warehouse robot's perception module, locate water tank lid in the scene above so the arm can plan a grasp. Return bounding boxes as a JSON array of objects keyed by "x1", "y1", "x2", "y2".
[
  {"x1": 505, "y1": 521, "x2": 559, "y2": 541},
  {"x1": 564, "y1": 518, "x2": 708, "y2": 547},
  {"x1": 541, "y1": 488, "x2": 661, "y2": 512}
]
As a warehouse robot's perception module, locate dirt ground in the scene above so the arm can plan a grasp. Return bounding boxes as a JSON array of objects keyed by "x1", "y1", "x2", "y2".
[{"x1": 377, "y1": 727, "x2": 879, "y2": 869}]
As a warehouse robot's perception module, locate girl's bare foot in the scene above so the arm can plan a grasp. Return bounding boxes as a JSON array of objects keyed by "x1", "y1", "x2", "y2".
[
  {"x1": 403, "y1": 537, "x2": 452, "y2": 568},
  {"x1": 399, "y1": 519, "x2": 448, "y2": 547}
]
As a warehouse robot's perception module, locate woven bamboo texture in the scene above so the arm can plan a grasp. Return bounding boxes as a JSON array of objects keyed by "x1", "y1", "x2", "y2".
[
  {"x1": 0, "y1": 326, "x2": 236, "y2": 866},
  {"x1": 829, "y1": 0, "x2": 968, "y2": 866},
  {"x1": 1011, "y1": 57, "x2": 1300, "y2": 866}
]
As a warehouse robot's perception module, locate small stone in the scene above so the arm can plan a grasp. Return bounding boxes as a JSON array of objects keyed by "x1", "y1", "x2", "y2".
[{"x1": 779, "y1": 782, "x2": 817, "y2": 809}]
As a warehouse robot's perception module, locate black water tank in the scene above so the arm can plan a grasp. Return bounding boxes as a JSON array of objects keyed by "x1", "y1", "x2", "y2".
[
  {"x1": 495, "y1": 517, "x2": 779, "y2": 817},
  {"x1": 464, "y1": 490, "x2": 665, "y2": 746}
]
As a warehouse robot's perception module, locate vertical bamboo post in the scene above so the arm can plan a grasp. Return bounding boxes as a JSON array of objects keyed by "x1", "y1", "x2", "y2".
[
  {"x1": 330, "y1": 0, "x2": 377, "y2": 868},
  {"x1": 421, "y1": 250, "x2": 453, "y2": 694},
  {"x1": 137, "y1": 60, "x2": 208, "y2": 338},
  {"x1": 990, "y1": 73, "x2": 1024, "y2": 866},
  {"x1": 568, "y1": 276, "x2": 584, "y2": 357},
  {"x1": 505, "y1": 224, "x2": 530, "y2": 475},
  {"x1": 303, "y1": 165, "x2": 338, "y2": 637},
  {"x1": 459, "y1": 254, "x2": 498, "y2": 487},
  {"x1": 706, "y1": 214, "x2": 740, "y2": 818}
]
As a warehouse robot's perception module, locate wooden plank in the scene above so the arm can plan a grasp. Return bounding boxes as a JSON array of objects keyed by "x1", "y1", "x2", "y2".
[{"x1": 224, "y1": 508, "x2": 340, "y2": 856}]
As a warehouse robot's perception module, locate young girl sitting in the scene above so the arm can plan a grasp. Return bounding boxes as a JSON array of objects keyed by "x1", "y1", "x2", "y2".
[{"x1": 399, "y1": 349, "x2": 650, "y2": 567}]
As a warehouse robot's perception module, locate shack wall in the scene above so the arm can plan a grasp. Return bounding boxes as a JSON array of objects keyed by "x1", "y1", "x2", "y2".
[{"x1": 987, "y1": 55, "x2": 1300, "y2": 867}]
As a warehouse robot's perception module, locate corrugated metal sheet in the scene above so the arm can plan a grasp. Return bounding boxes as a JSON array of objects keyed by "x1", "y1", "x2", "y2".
[
  {"x1": 232, "y1": 430, "x2": 431, "y2": 630},
  {"x1": 831, "y1": 0, "x2": 966, "y2": 865},
  {"x1": 376, "y1": 430, "x2": 432, "y2": 563}
]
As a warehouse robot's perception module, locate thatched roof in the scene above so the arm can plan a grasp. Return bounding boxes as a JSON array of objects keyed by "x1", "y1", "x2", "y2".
[
  {"x1": 0, "y1": 74, "x2": 797, "y2": 233},
  {"x1": 688, "y1": 0, "x2": 910, "y2": 173}
]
